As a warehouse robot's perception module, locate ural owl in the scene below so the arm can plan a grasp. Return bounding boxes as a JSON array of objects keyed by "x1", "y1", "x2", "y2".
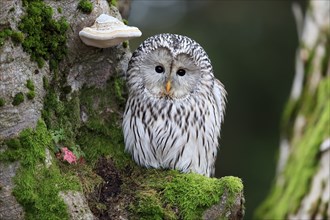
[{"x1": 123, "y1": 33, "x2": 226, "y2": 177}]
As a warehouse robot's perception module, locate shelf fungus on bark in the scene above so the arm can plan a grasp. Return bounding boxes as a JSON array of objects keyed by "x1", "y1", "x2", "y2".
[{"x1": 79, "y1": 14, "x2": 142, "y2": 48}]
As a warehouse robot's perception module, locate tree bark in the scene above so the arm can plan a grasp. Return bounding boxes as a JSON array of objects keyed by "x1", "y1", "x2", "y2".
[{"x1": 256, "y1": 1, "x2": 330, "y2": 219}]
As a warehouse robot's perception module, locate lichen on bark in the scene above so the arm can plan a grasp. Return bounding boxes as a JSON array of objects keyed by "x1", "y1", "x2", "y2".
[{"x1": 255, "y1": 1, "x2": 330, "y2": 219}]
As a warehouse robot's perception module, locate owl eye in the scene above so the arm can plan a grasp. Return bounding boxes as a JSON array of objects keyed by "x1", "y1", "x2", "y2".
[
  {"x1": 176, "y1": 69, "x2": 186, "y2": 76},
  {"x1": 155, "y1": 65, "x2": 164, "y2": 73}
]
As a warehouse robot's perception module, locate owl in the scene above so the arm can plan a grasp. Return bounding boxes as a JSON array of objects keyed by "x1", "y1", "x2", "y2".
[{"x1": 122, "y1": 33, "x2": 226, "y2": 177}]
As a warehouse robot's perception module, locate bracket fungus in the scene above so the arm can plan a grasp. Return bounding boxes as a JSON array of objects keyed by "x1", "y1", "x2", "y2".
[{"x1": 79, "y1": 14, "x2": 142, "y2": 48}]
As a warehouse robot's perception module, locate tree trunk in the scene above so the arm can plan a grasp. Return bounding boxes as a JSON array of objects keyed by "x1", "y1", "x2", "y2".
[{"x1": 256, "y1": 1, "x2": 330, "y2": 219}]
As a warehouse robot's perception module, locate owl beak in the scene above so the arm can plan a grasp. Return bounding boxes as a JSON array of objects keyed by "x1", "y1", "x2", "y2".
[{"x1": 165, "y1": 80, "x2": 171, "y2": 93}]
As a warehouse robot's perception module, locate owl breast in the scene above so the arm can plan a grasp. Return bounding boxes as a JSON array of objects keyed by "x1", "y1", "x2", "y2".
[{"x1": 122, "y1": 87, "x2": 220, "y2": 177}]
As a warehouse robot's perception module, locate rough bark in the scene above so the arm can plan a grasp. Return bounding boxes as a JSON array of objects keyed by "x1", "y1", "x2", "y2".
[
  {"x1": 256, "y1": 1, "x2": 330, "y2": 219},
  {"x1": 0, "y1": 0, "x2": 48, "y2": 138},
  {"x1": 0, "y1": 1, "x2": 245, "y2": 219}
]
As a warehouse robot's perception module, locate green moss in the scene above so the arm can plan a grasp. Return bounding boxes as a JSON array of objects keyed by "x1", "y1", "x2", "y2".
[
  {"x1": 255, "y1": 78, "x2": 330, "y2": 219},
  {"x1": 0, "y1": 120, "x2": 81, "y2": 220},
  {"x1": 114, "y1": 77, "x2": 126, "y2": 102},
  {"x1": 128, "y1": 170, "x2": 243, "y2": 220},
  {"x1": 0, "y1": 28, "x2": 12, "y2": 47},
  {"x1": 19, "y1": 1, "x2": 69, "y2": 69},
  {"x1": 133, "y1": 189, "x2": 175, "y2": 220},
  {"x1": 11, "y1": 31, "x2": 25, "y2": 45},
  {"x1": 78, "y1": 0, "x2": 93, "y2": 13},
  {"x1": 110, "y1": 0, "x2": 117, "y2": 6},
  {"x1": 62, "y1": 85, "x2": 72, "y2": 94},
  {"x1": 280, "y1": 99, "x2": 297, "y2": 139},
  {"x1": 36, "y1": 57, "x2": 45, "y2": 68},
  {"x1": 26, "y1": 80, "x2": 36, "y2": 99},
  {"x1": 78, "y1": 77, "x2": 126, "y2": 137},
  {"x1": 27, "y1": 91, "x2": 36, "y2": 100},
  {"x1": 2, "y1": 29, "x2": 12, "y2": 36},
  {"x1": 57, "y1": 7, "x2": 63, "y2": 14},
  {"x1": 15, "y1": 166, "x2": 70, "y2": 220},
  {"x1": 43, "y1": 76, "x2": 49, "y2": 90},
  {"x1": 122, "y1": 41, "x2": 128, "y2": 48},
  {"x1": 0, "y1": 138, "x2": 23, "y2": 161},
  {"x1": 0, "y1": 98, "x2": 5, "y2": 107},
  {"x1": 43, "y1": 89, "x2": 60, "y2": 120},
  {"x1": 0, "y1": 28, "x2": 13, "y2": 47},
  {"x1": 42, "y1": 88, "x2": 81, "y2": 146},
  {"x1": 26, "y1": 79, "x2": 35, "y2": 91},
  {"x1": 12, "y1": 92, "x2": 24, "y2": 106},
  {"x1": 22, "y1": 0, "x2": 31, "y2": 6},
  {"x1": 0, "y1": 28, "x2": 25, "y2": 46},
  {"x1": 77, "y1": 128, "x2": 131, "y2": 168},
  {"x1": 42, "y1": 88, "x2": 57, "y2": 126},
  {"x1": 0, "y1": 148, "x2": 21, "y2": 162},
  {"x1": 164, "y1": 175, "x2": 243, "y2": 219},
  {"x1": 5, "y1": 138, "x2": 22, "y2": 149}
]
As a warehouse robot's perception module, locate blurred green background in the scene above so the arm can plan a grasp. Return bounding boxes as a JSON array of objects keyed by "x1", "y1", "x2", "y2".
[{"x1": 128, "y1": 1, "x2": 306, "y2": 218}]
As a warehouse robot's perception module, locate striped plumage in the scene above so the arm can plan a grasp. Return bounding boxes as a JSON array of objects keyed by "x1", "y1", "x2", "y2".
[{"x1": 123, "y1": 33, "x2": 226, "y2": 177}]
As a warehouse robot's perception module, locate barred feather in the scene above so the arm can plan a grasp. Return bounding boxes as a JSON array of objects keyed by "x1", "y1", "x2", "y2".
[{"x1": 123, "y1": 33, "x2": 226, "y2": 177}]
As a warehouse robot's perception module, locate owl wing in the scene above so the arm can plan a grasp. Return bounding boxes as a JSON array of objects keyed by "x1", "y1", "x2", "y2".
[{"x1": 213, "y1": 78, "x2": 227, "y2": 124}]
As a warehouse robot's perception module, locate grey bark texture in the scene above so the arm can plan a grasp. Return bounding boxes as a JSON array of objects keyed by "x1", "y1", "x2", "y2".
[
  {"x1": 0, "y1": 0, "x2": 49, "y2": 138},
  {"x1": 0, "y1": 162, "x2": 24, "y2": 220},
  {"x1": 256, "y1": 1, "x2": 330, "y2": 219},
  {"x1": 0, "y1": 1, "x2": 129, "y2": 219}
]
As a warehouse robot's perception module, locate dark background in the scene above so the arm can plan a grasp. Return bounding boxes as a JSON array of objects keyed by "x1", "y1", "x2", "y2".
[{"x1": 128, "y1": 1, "x2": 306, "y2": 218}]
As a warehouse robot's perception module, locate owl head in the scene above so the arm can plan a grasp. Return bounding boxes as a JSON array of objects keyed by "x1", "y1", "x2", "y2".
[{"x1": 127, "y1": 33, "x2": 215, "y2": 99}]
